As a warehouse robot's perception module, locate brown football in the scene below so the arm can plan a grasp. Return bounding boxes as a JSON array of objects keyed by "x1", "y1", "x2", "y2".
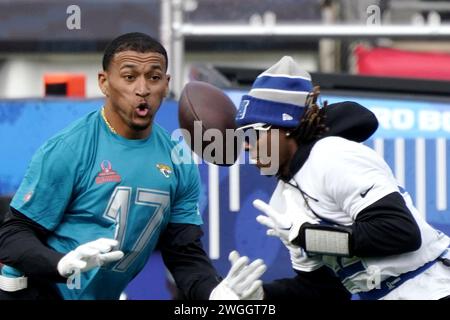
[{"x1": 178, "y1": 81, "x2": 239, "y2": 166}]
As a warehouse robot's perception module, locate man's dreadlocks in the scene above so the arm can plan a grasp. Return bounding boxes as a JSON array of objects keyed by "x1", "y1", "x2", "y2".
[{"x1": 289, "y1": 86, "x2": 329, "y2": 143}]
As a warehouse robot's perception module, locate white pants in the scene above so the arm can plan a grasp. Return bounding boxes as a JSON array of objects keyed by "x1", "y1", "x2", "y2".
[{"x1": 382, "y1": 259, "x2": 450, "y2": 300}]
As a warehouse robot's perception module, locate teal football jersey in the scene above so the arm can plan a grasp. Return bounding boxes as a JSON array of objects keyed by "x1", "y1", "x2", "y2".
[{"x1": 11, "y1": 109, "x2": 203, "y2": 299}]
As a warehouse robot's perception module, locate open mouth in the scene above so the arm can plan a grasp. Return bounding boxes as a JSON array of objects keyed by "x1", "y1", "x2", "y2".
[{"x1": 136, "y1": 103, "x2": 150, "y2": 117}]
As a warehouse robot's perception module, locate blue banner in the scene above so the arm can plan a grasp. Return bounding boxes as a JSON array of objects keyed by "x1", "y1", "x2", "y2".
[{"x1": 326, "y1": 95, "x2": 450, "y2": 139}]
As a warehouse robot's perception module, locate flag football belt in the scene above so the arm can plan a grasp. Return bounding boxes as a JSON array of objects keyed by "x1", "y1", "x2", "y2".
[
  {"x1": 359, "y1": 248, "x2": 450, "y2": 300},
  {"x1": 0, "y1": 265, "x2": 28, "y2": 292}
]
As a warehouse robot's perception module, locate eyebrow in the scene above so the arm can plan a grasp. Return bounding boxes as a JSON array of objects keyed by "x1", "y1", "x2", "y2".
[{"x1": 119, "y1": 64, "x2": 163, "y2": 71}]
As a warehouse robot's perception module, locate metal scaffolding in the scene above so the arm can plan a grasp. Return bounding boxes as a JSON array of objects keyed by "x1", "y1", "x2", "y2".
[{"x1": 162, "y1": 0, "x2": 450, "y2": 98}]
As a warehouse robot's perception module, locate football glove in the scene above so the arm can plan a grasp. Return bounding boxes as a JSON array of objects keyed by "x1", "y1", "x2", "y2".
[
  {"x1": 254, "y1": 189, "x2": 323, "y2": 271},
  {"x1": 57, "y1": 238, "x2": 124, "y2": 277},
  {"x1": 209, "y1": 250, "x2": 266, "y2": 300},
  {"x1": 253, "y1": 189, "x2": 315, "y2": 244}
]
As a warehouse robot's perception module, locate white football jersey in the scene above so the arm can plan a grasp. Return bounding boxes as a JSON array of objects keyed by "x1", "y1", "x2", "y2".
[{"x1": 269, "y1": 136, "x2": 450, "y2": 299}]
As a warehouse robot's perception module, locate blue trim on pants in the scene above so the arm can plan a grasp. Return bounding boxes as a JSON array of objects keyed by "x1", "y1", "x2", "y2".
[{"x1": 359, "y1": 249, "x2": 449, "y2": 300}]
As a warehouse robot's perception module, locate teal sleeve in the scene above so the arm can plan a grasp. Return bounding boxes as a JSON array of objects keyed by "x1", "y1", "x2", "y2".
[
  {"x1": 169, "y1": 162, "x2": 203, "y2": 225},
  {"x1": 10, "y1": 139, "x2": 79, "y2": 231}
]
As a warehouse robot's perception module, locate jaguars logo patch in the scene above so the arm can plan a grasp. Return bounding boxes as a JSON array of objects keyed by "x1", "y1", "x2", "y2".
[{"x1": 157, "y1": 164, "x2": 172, "y2": 178}]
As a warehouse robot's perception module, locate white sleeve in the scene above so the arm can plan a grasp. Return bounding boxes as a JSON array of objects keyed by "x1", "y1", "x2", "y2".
[{"x1": 312, "y1": 137, "x2": 399, "y2": 221}]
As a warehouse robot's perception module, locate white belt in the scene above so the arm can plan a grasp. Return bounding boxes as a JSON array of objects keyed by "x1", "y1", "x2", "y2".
[{"x1": 0, "y1": 274, "x2": 28, "y2": 292}]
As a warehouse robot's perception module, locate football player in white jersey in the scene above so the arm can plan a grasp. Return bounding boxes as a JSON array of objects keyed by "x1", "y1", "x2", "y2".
[{"x1": 236, "y1": 56, "x2": 450, "y2": 300}]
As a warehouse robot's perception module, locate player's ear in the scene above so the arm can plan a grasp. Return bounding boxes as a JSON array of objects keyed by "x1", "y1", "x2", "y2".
[
  {"x1": 164, "y1": 74, "x2": 171, "y2": 97},
  {"x1": 98, "y1": 71, "x2": 109, "y2": 97}
]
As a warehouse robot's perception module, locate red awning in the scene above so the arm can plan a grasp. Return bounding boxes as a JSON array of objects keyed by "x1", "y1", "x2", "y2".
[{"x1": 355, "y1": 45, "x2": 450, "y2": 81}]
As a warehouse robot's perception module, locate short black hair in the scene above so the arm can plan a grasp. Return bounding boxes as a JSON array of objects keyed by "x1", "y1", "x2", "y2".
[{"x1": 102, "y1": 32, "x2": 168, "y2": 71}]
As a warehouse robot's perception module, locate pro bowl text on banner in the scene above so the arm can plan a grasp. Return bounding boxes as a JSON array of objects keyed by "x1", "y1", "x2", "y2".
[{"x1": 325, "y1": 95, "x2": 450, "y2": 139}]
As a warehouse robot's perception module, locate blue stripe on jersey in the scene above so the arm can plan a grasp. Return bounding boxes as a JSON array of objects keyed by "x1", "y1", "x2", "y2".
[
  {"x1": 336, "y1": 260, "x2": 366, "y2": 281},
  {"x1": 359, "y1": 251, "x2": 447, "y2": 300},
  {"x1": 253, "y1": 75, "x2": 313, "y2": 93}
]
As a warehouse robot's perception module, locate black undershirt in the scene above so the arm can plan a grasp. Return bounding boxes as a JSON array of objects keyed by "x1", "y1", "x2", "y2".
[
  {"x1": 0, "y1": 207, "x2": 65, "y2": 282},
  {"x1": 292, "y1": 191, "x2": 422, "y2": 257},
  {"x1": 0, "y1": 208, "x2": 222, "y2": 299}
]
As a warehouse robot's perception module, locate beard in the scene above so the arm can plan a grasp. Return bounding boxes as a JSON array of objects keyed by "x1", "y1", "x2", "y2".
[{"x1": 130, "y1": 121, "x2": 151, "y2": 131}]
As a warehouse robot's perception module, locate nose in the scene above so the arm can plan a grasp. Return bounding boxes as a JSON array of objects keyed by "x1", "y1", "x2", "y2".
[{"x1": 135, "y1": 77, "x2": 150, "y2": 97}]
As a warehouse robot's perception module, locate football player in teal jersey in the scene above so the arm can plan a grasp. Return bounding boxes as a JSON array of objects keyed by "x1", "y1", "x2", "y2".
[{"x1": 0, "y1": 33, "x2": 266, "y2": 300}]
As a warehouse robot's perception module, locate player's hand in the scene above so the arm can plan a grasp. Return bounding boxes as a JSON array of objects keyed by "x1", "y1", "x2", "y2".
[
  {"x1": 57, "y1": 238, "x2": 124, "y2": 277},
  {"x1": 253, "y1": 189, "x2": 316, "y2": 244},
  {"x1": 209, "y1": 251, "x2": 266, "y2": 300},
  {"x1": 253, "y1": 189, "x2": 323, "y2": 271}
]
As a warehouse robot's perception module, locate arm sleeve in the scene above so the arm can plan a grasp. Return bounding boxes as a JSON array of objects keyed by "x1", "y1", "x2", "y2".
[
  {"x1": 0, "y1": 207, "x2": 65, "y2": 281},
  {"x1": 263, "y1": 266, "x2": 350, "y2": 300},
  {"x1": 295, "y1": 192, "x2": 422, "y2": 257},
  {"x1": 158, "y1": 223, "x2": 221, "y2": 300},
  {"x1": 351, "y1": 191, "x2": 421, "y2": 256}
]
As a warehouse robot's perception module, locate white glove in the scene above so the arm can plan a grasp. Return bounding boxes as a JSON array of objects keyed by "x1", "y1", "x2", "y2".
[
  {"x1": 209, "y1": 251, "x2": 266, "y2": 300},
  {"x1": 253, "y1": 189, "x2": 322, "y2": 271},
  {"x1": 253, "y1": 189, "x2": 315, "y2": 244},
  {"x1": 57, "y1": 238, "x2": 124, "y2": 277},
  {"x1": 228, "y1": 251, "x2": 265, "y2": 300}
]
